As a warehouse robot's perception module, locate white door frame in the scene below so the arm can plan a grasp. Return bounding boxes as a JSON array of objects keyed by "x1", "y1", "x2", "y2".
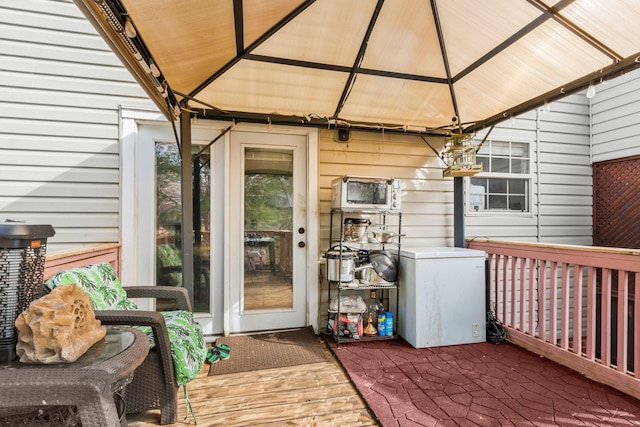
[
  {"x1": 222, "y1": 123, "x2": 319, "y2": 334},
  {"x1": 121, "y1": 108, "x2": 225, "y2": 335},
  {"x1": 120, "y1": 110, "x2": 319, "y2": 336}
]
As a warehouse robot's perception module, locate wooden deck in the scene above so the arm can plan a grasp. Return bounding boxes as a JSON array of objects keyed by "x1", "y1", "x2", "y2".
[{"x1": 127, "y1": 339, "x2": 378, "y2": 426}]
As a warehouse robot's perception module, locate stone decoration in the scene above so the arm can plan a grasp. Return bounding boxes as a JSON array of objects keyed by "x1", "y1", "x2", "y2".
[{"x1": 15, "y1": 284, "x2": 106, "y2": 364}]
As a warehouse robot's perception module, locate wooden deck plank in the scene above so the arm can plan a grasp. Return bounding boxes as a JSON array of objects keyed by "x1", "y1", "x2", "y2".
[
  {"x1": 189, "y1": 382, "x2": 363, "y2": 413},
  {"x1": 186, "y1": 358, "x2": 349, "y2": 394},
  {"x1": 189, "y1": 372, "x2": 353, "y2": 401},
  {"x1": 192, "y1": 393, "x2": 373, "y2": 426},
  {"x1": 128, "y1": 352, "x2": 377, "y2": 426}
]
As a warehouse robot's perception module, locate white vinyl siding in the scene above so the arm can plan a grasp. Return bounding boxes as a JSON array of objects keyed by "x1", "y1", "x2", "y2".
[
  {"x1": 318, "y1": 129, "x2": 451, "y2": 253},
  {"x1": 0, "y1": 0, "x2": 156, "y2": 252},
  {"x1": 591, "y1": 68, "x2": 640, "y2": 162},
  {"x1": 537, "y1": 96, "x2": 592, "y2": 245},
  {"x1": 465, "y1": 94, "x2": 593, "y2": 245}
]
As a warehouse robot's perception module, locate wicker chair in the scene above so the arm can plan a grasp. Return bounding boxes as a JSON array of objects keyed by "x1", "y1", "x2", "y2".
[
  {"x1": 46, "y1": 266, "x2": 202, "y2": 425},
  {"x1": 96, "y1": 286, "x2": 191, "y2": 425}
]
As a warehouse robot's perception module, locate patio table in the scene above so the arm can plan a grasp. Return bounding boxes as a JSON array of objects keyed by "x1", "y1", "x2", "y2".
[{"x1": 0, "y1": 327, "x2": 149, "y2": 427}]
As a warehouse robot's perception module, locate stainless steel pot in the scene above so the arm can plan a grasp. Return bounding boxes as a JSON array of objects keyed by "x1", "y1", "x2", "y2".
[
  {"x1": 325, "y1": 246, "x2": 357, "y2": 282},
  {"x1": 344, "y1": 218, "x2": 370, "y2": 242},
  {"x1": 355, "y1": 265, "x2": 390, "y2": 285},
  {"x1": 353, "y1": 250, "x2": 398, "y2": 283},
  {"x1": 368, "y1": 230, "x2": 404, "y2": 244}
]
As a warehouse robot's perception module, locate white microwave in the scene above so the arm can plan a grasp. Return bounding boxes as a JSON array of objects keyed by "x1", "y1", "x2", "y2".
[{"x1": 331, "y1": 175, "x2": 401, "y2": 212}]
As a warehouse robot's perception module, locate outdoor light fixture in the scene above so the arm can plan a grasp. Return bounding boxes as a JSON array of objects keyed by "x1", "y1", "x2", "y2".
[
  {"x1": 336, "y1": 126, "x2": 350, "y2": 142},
  {"x1": 540, "y1": 101, "x2": 551, "y2": 113},
  {"x1": 586, "y1": 83, "x2": 596, "y2": 99},
  {"x1": 442, "y1": 131, "x2": 482, "y2": 178}
]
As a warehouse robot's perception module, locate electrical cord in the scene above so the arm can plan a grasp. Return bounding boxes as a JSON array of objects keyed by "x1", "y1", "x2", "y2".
[{"x1": 486, "y1": 309, "x2": 507, "y2": 343}]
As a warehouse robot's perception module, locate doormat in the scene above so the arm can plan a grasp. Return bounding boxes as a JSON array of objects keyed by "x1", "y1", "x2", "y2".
[{"x1": 208, "y1": 327, "x2": 329, "y2": 376}]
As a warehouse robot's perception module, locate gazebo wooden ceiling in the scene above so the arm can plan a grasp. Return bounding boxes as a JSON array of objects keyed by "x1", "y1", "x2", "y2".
[{"x1": 76, "y1": 0, "x2": 640, "y2": 134}]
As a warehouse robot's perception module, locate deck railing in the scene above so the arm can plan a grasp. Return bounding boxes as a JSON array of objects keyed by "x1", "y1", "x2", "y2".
[
  {"x1": 44, "y1": 243, "x2": 120, "y2": 280},
  {"x1": 467, "y1": 238, "x2": 640, "y2": 400}
]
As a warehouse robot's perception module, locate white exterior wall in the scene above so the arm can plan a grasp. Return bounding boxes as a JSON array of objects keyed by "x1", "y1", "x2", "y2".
[
  {"x1": 0, "y1": 0, "x2": 156, "y2": 251},
  {"x1": 318, "y1": 128, "x2": 451, "y2": 252},
  {"x1": 591, "y1": 68, "x2": 640, "y2": 163},
  {"x1": 537, "y1": 96, "x2": 592, "y2": 245},
  {"x1": 465, "y1": 94, "x2": 593, "y2": 246}
]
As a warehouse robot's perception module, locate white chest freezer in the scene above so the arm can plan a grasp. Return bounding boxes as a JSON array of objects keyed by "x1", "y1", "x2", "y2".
[{"x1": 398, "y1": 247, "x2": 486, "y2": 348}]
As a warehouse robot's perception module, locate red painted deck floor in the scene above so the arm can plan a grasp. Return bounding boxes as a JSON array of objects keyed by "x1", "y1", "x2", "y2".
[{"x1": 326, "y1": 337, "x2": 640, "y2": 426}]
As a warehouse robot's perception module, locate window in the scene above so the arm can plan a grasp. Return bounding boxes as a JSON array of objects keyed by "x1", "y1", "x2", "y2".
[{"x1": 468, "y1": 140, "x2": 531, "y2": 213}]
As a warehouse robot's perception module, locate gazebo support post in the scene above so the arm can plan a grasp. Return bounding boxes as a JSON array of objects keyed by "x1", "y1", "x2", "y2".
[
  {"x1": 454, "y1": 176, "x2": 464, "y2": 248},
  {"x1": 180, "y1": 111, "x2": 195, "y2": 307}
]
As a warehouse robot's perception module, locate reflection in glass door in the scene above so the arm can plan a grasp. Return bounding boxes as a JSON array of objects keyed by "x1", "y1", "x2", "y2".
[
  {"x1": 155, "y1": 142, "x2": 211, "y2": 313},
  {"x1": 243, "y1": 148, "x2": 293, "y2": 311}
]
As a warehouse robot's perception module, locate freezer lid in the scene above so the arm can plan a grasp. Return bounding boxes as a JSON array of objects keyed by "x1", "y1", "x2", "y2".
[{"x1": 399, "y1": 246, "x2": 486, "y2": 259}]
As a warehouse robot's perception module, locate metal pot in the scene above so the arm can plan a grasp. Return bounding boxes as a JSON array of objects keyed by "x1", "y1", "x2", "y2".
[
  {"x1": 368, "y1": 230, "x2": 404, "y2": 244},
  {"x1": 324, "y1": 246, "x2": 357, "y2": 282},
  {"x1": 355, "y1": 265, "x2": 390, "y2": 285},
  {"x1": 343, "y1": 218, "x2": 370, "y2": 242}
]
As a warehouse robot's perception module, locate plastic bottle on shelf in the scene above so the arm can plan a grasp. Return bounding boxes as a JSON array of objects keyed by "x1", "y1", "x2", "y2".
[
  {"x1": 377, "y1": 312, "x2": 386, "y2": 336},
  {"x1": 385, "y1": 311, "x2": 393, "y2": 336}
]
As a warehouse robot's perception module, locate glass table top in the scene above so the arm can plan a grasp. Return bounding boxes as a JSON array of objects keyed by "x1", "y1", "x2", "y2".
[{"x1": 2, "y1": 327, "x2": 137, "y2": 369}]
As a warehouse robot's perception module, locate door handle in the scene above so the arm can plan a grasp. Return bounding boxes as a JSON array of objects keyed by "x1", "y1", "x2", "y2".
[{"x1": 298, "y1": 241, "x2": 306, "y2": 248}]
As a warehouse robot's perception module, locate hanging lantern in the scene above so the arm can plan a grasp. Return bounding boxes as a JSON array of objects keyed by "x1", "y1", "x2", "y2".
[{"x1": 442, "y1": 131, "x2": 482, "y2": 177}]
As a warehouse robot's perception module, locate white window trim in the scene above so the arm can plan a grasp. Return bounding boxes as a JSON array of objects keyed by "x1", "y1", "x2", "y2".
[{"x1": 465, "y1": 139, "x2": 534, "y2": 216}]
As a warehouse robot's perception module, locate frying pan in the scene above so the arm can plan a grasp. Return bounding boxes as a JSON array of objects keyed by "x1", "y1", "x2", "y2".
[{"x1": 368, "y1": 250, "x2": 398, "y2": 282}]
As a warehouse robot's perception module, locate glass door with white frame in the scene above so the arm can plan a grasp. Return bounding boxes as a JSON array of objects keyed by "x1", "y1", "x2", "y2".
[
  {"x1": 229, "y1": 131, "x2": 308, "y2": 333},
  {"x1": 155, "y1": 142, "x2": 211, "y2": 313}
]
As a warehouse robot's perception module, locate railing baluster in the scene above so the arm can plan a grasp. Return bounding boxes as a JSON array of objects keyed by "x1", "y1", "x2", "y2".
[
  {"x1": 601, "y1": 268, "x2": 612, "y2": 367},
  {"x1": 635, "y1": 272, "x2": 640, "y2": 378},
  {"x1": 539, "y1": 260, "x2": 547, "y2": 342},
  {"x1": 502, "y1": 255, "x2": 508, "y2": 325},
  {"x1": 493, "y1": 254, "x2": 500, "y2": 320},
  {"x1": 617, "y1": 271, "x2": 628, "y2": 373},
  {"x1": 573, "y1": 264, "x2": 583, "y2": 355},
  {"x1": 560, "y1": 263, "x2": 570, "y2": 350},
  {"x1": 550, "y1": 262, "x2": 558, "y2": 345},
  {"x1": 487, "y1": 253, "x2": 495, "y2": 317},
  {"x1": 511, "y1": 256, "x2": 517, "y2": 328},
  {"x1": 586, "y1": 266, "x2": 596, "y2": 361},
  {"x1": 520, "y1": 257, "x2": 526, "y2": 332},
  {"x1": 528, "y1": 258, "x2": 536, "y2": 336}
]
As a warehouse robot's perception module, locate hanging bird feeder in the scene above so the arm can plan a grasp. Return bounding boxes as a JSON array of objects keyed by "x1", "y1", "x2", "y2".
[{"x1": 442, "y1": 131, "x2": 482, "y2": 177}]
